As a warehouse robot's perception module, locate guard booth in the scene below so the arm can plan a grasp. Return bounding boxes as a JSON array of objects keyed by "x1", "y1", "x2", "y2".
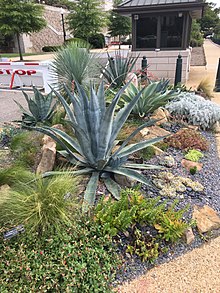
[{"x1": 116, "y1": 0, "x2": 206, "y2": 83}]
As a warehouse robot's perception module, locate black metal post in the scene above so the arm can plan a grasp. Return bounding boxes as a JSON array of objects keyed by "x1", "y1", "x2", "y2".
[
  {"x1": 174, "y1": 54, "x2": 182, "y2": 87},
  {"x1": 141, "y1": 56, "x2": 147, "y2": 81},
  {"x1": 61, "y1": 12, "x2": 66, "y2": 43},
  {"x1": 214, "y1": 58, "x2": 220, "y2": 92}
]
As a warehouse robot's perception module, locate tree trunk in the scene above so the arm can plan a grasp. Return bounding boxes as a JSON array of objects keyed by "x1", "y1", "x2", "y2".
[
  {"x1": 16, "y1": 32, "x2": 23, "y2": 61},
  {"x1": 119, "y1": 35, "x2": 121, "y2": 50}
]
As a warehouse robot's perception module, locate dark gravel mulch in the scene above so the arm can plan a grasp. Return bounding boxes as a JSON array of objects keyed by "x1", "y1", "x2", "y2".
[
  {"x1": 190, "y1": 46, "x2": 207, "y2": 66},
  {"x1": 114, "y1": 129, "x2": 220, "y2": 285}
]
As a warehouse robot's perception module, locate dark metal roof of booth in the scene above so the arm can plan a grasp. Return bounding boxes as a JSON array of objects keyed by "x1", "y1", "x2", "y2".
[
  {"x1": 117, "y1": 0, "x2": 206, "y2": 18},
  {"x1": 119, "y1": 0, "x2": 203, "y2": 7}
]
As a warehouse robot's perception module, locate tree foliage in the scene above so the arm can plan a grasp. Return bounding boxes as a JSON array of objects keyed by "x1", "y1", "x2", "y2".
[
  {"x1": 0, "y1": 0, "x2": 46, "y2": 60},
  {"x1": 67, "y1": 0, "x2": 106, "y2": 40},
  {"x1": 199, "y1": 1, "x2": 220, "y2": 35},
  {"x1": 108, "y1": 0, "x2": 131, "y2": 40}
]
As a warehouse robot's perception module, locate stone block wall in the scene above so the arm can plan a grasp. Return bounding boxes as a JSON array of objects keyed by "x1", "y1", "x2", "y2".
[
  {"x1": 23, "y1": 5, "x2": 70, "y2": 53},
  {"x1": 130, "y1": 49, "x2": 192, "y2": 84}
]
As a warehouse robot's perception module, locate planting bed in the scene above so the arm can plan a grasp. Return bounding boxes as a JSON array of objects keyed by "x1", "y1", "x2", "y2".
[{"x1": 114, "y1": 128, "x2": 220, "y2": 285}]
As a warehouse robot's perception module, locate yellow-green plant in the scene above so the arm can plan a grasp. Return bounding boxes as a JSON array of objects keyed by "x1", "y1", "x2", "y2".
[
  {"x1": 184, "y1": 149, "x2": 204, "y2": 162},
  {"x1": 0, "y1": 174, "x2": 79, "y2": 234}
]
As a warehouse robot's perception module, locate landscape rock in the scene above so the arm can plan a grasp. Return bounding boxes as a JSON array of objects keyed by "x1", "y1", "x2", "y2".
[
  {"x1": 181, "y1": 159, "x2": 203, "y2": 172},
  {"x1": 114, "y1": 174, "x2": 136, "y2": 187},
  {"x1": 152, "y1": 146, "x2": 165, "y2": 156},
  {"x1": 0, "y1": 184, "x2": 10, "y2": 192},
  {"x1": 184, "y1": 227, "x2": 195, "y2": 245},
  {"x1": 150, "y1": 108, "x2": 169, "y2": 125},
  {"x1": 125, "y1": 72, "x2": 138, "y2": 87},
  {"x1": 159, "y1": 155, "x2": 176, "y2": 167},
  {"x1": 36, "y1": 124, "x2": 64, "y2": 174},
  {"x1": 192, "y1": 205, "x2": 220, "y2": 233},
  {"x1": 140, "y1": 126, "x2": 171, "y2": 140}
]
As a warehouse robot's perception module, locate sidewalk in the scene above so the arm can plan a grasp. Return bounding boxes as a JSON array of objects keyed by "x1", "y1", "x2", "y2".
[{"x1": 186, "y1": 39, "x2": 220, "y2": 105}]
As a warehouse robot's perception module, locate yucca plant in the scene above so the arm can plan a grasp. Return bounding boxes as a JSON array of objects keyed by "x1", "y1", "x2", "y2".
[
  {"x1": 101, "y1": 52, "x2": 139, "y2": 88},
  {"x1": 15, "y1": 87, "x2": 57, "y2": 126},
  {"x1": 51, "y1": 40, "x2": 99, "y2": 89},
  {"x1": 32, "y1": 82, "x2": 164, "y2": 210},
  {"x1": 122, "y1": 79, "x2": 177, "y2": 117}
]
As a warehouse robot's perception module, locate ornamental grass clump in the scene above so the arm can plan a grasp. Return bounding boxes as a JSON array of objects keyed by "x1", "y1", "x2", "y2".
[
  {"x1": 0, "y1": 174, "x2": 79, "y2": 234},
  {"x1": 32, "y1": 81, "x2": 163, "y2": 210}
]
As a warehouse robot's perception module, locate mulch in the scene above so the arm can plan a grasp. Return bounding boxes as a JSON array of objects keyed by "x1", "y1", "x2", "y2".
[{"x1": 190, "y1": 46, "x2": 207, "y2": 66}]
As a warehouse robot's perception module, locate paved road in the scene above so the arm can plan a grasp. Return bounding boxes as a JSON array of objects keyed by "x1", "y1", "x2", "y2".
[{"x1": 0, "y1": 90, "x2": 27, "y2": 123}]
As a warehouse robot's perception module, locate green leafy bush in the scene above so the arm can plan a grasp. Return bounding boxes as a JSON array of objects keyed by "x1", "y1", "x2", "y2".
[
  {"x1": 0, "y1": 220, "x2": 119, "y2": 292},
  {"x1": 15, "y1": 87, "x2": 57, "y2": 126},
  {"x1": 165, "y1": 129, "x2": 209, "y2": 151},
  {"x1": 88, "y1": 33, "x2": 105, "y2": 48},
  {"x1": 42, "y1": 45, "x2": 62, "y2": 52},
  {"x1": 184, "y1": 149, "x2": 204, "y2": 162},
  {"x1": 122, "y1": 80, "x2": 177, "y2": 117},
  {"x1": 0, "y1": 174, "x2": 79, "y2": 234},
  {"x1": 32, "y1": 82, "x2": 162, "y2": 209},
  {"x1": 95, "y1": 189, "x2": 189, "y2": 261}
]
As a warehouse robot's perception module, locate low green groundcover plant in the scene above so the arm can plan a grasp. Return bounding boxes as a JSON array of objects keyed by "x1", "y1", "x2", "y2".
[
  {"x1": 0, "y1": 220, "x2": 120, "y2": 292},
  {"x1": 95, "y1": 189, "x2": 189, "y2": 262}
]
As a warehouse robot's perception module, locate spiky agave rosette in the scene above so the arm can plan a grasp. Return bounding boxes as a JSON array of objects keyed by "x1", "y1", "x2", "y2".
[{"x1": 33, "y1": 81, "x2": 165, "y2": 210}]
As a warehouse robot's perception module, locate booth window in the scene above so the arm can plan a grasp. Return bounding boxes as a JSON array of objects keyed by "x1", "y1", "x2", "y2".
[{"x1": 135, "y1": 13, "x2": 184, "y2": 49}]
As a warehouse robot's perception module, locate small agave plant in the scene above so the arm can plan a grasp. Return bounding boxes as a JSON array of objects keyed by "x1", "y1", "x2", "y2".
[
  {"x1": 15, "y1": 87, "x2": 57, "y2": 126},
  {"x1": 33, "y1": 81, "x2": 164, "y2": 210},
  {"x1": 122, "y1": 79, "x2": 177, "y2": 117}
]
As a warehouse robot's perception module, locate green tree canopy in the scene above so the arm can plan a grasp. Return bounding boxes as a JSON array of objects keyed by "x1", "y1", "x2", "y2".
[
  {"x1": 0, "y1": 0, "x2": 46, "y2": 60},
  {"x1": 199, "y1": 1, "x2": 220, "y2": 35},
  {"x1": 108, "y1": 0, "x2": 131, "y2": 47},
  {"x1": 67, "y1": 0, "x2": 106, "y2": 41}
]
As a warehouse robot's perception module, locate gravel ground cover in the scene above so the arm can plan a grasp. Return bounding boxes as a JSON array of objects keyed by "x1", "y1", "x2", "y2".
[
  {"x1": 114, "y1": 128, "x2": 220, "y2": 286},
  {"x1": 190, "y1": 46, "x2": 206, "y2": 66}
]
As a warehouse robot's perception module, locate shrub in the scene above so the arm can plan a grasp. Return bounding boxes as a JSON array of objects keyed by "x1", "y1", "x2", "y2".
[
  {"x1": 0, "y1": 220, "x2": 119, "y2": 292},
  {"x1": 165, "y1": 129, "x2": 209, "y2": 151},
  {"x1": 42, "y1": 45, "x2": 62, "y2": 52},
  {"x1": 88, "y1": 33, "x2": 105, "y2": 48},
  {"x1": 95, "y1": 189, "x2": 189, "y2": 261},
  {"x1": 166, "y1": 92, "x2": 220, "y2": 130},
  {"x1": 32, "y1": 82, "x2": 163, "y2": 210},
  {"x1": 184, "y1": 149, "x2": 204, "y2": 162},
  {"x1": 0, "y1": 174, "x2": 79, "y2": 235},
  {"x1": 15, "y1": 87, "x2": 57, "y2": 126},
  {"x1": 122, "y1": 80, "x2": 177, "y2": 117}
]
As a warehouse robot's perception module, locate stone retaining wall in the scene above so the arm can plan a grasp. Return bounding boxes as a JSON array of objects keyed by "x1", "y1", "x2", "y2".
[{"x1": 23, "y1": 5, "x2": 70, "y2": 53}]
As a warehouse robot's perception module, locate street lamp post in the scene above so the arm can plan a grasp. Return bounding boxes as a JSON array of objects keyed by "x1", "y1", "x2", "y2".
[{"x1": 60, "y1": 8, "x2": 66, "y2": 43}]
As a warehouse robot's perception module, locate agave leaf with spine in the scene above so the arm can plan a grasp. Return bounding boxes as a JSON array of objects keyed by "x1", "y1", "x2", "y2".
[
  {"x1": 122, "y1": 79, "x2": 178, "y2": 117},
  {"x1": 32, "y1": 81, "x2": 165, "y2": 210},
  {"x1": 15, "y1": 87, "x2": 57, "y2": 126},
  {"x1": 101, "y1": 51, "x2": 139, "y2": 88}
]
